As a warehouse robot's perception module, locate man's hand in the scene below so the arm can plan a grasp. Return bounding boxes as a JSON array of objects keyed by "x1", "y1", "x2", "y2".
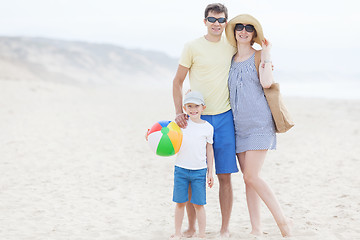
[{"x1": 175, "y1": 113, "x2": 188, "y2": 128}]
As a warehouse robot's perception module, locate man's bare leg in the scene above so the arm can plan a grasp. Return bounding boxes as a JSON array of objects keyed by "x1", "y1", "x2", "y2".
[{"x1": 218, "y1": 173, "x2": 233, "y2": 237}]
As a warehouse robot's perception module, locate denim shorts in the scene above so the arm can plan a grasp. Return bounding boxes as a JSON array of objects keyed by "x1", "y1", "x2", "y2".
[
  {"x1": 173, "y1": 166, "x2": 207, "y2": 206},
  {"x1": 201, "y1": 110, "x2": 239, "y2": 174}
]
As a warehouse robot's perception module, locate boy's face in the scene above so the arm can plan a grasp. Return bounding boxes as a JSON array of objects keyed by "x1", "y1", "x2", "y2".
[
  {"x1": 204, "y1": 11, "x2": 227, "y2": 37},
  {"x1": 183, "y1": 103, "x2": 206, "y2": 120}
]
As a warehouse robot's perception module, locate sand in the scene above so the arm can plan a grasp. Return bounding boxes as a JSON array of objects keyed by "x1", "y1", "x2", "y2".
[{"x1": 0, "y1": 80, "x2": 359, "y2": 240}]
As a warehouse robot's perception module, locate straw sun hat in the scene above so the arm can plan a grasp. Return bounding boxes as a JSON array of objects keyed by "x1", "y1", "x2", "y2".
[{"x1": 225, "y1": 14, "x2": 264, "y2": 47}]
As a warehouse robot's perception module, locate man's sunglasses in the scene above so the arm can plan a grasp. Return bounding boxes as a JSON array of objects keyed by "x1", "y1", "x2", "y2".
[
  {"x1": 206, "y1": 17, "x2": 227, "y2": 24},
  {"x1": 235, "y1": 24, "x2": 255, "y2": 32}
]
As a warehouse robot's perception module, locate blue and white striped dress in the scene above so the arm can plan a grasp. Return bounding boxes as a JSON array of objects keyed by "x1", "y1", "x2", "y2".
[{"x1": 228, "y1": 53, "x2": 276, "y2": 153}]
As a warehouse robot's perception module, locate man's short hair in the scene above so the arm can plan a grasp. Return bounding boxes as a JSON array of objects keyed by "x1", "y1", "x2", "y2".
[{"x1": 204, "y1": 3, "x2": 228, "y2": 20}]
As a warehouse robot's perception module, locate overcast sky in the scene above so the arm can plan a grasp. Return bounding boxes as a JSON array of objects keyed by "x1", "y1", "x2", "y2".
[{"x1": 0, "y1": 0, "x2": 359, "y2": 73}]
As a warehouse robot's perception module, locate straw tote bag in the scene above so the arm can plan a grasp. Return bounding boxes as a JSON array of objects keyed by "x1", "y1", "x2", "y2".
[{"x1": 254, "y1": 51, "x2": 294, "y2": 133}]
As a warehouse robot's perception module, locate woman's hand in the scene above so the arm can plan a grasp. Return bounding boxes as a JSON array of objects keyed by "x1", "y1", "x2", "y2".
[{"x1": 261, "y1": 38, "x2": 272, "y2": 61}]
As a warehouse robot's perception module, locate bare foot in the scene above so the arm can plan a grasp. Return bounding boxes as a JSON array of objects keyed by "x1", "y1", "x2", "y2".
[
  {"x1": 169, "y1": 234, "x2": 181, "y2": 239},
  {"x1": 182, "y1": 228, "x2": 196, "y2": 238},
  {"x1": 220, "y1": 230, "x2": 230, "y2": 238},
  {"x1": 279, "y1": 218, "x2": 293, "y2": 237},
  {"x1": 250, "y1": 229, "x2": 263, "y2": 236},
  {"x1": 196, "y1": 233, "x2": 206, "y2": 239}
]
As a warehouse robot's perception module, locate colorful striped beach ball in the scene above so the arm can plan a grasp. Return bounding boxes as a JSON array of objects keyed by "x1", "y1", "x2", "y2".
[{"x1": 147, "y1": 121, "x2": 183, "y2": 156}]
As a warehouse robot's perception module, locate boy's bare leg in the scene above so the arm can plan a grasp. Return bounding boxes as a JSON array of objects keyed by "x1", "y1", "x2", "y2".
[
  {"x1": 171, "y1": 202, "x2": 187, "y2": 239},
  {"x1": 218, "y1": 173, "x2": 233, "y2": 237},
  {"x1": 193, "y1": 204, "x2": 206, "y2": 238},
  {"x1": 183, "y1": 185, "x2": 196, "y2": 237}
]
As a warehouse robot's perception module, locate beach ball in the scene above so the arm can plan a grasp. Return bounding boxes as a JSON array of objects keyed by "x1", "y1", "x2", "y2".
[{"x1": 147, "y1": 121, "x2": 183, "y2": 156}]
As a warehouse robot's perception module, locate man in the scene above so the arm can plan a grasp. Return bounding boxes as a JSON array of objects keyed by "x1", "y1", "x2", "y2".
[{"x1": 172, "y1": 3, "x2": 238, "y2": 237}]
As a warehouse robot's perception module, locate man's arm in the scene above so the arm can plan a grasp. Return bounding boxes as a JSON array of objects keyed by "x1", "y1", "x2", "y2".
[{"x1": 173, "y1": 64, "x2": 189, "y2": 128}]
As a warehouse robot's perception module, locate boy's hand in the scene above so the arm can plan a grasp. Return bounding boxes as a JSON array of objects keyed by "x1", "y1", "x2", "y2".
[
  {"x1": 207, "y1": 175, "x2": 214, "y2": 188},
  {"x1": 145, "y1": 129, "x2": 150, "y2": 141}
]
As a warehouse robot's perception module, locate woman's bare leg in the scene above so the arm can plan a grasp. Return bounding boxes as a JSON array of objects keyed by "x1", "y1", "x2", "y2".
[
  {"x1": 238, "y1": 152, "x2": 262, "y2": 235},
  {"x1": 242, "y1": 150, "x2": 292, "y2": 237}
]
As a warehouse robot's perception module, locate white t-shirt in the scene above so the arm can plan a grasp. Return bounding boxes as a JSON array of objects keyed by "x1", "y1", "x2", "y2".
[{"x1": 175, "y1": 119, "x2": 214, "y2": 170}]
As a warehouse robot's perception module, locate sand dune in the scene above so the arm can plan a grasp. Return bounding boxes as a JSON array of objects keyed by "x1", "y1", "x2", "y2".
[
  {"x1": 0, "y1": 80, "x2": 359, "y2": 239},
  {"x1": 0, "y1": 37, "x2": 177, "y2": 84}
]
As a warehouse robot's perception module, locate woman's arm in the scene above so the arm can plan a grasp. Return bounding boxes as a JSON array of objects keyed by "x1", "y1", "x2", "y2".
[{"x1": 259, "y1": 38, "x2": 274, "y2": 88}]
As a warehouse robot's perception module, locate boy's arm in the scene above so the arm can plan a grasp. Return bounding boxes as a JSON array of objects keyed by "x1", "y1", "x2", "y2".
[
  {"x1": 173, "y1": 64, "x2": 189, "y2": 128},
  {"x1": 206, "y1": 142, "x2": 214, "y2": 188}
]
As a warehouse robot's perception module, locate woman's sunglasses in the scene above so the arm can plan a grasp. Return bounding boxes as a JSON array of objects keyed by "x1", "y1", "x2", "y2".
[
  {"x1": 235, "y1": 24, "x2": 255, "y2": 32},
  {"x1": 206, "y1": 17, "x2": 227, "y2": 24}
]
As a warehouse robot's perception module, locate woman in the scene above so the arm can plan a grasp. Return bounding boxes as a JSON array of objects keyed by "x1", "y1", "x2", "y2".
[{"x1": 225, "y1": 14, "x2": 292, "y2": 237}]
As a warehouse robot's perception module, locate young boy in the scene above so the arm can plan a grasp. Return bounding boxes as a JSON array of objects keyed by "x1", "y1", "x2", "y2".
[{"x1": 171, "y1": 91, "x2": 214, "y2": 239}]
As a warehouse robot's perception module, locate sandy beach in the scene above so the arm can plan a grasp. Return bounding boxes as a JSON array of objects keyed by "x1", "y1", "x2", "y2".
[{"x1": 0, "y1": 79, "x2": 359, "y2": 240}]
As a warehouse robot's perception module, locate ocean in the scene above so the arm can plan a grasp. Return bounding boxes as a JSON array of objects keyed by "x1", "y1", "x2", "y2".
[{"x1": 275, "y1": 71, "x2": 360, "y2": 100}]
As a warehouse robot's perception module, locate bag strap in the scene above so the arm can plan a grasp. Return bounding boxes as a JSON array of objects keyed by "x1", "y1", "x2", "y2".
[{"x1": 254, "y1": 50, "x2": 261, "y2": 79}]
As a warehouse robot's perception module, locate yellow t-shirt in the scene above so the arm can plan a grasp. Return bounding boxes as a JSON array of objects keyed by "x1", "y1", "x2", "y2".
[{"x1": 179, "y1": 36, "x2": 236, "y2": 115}]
